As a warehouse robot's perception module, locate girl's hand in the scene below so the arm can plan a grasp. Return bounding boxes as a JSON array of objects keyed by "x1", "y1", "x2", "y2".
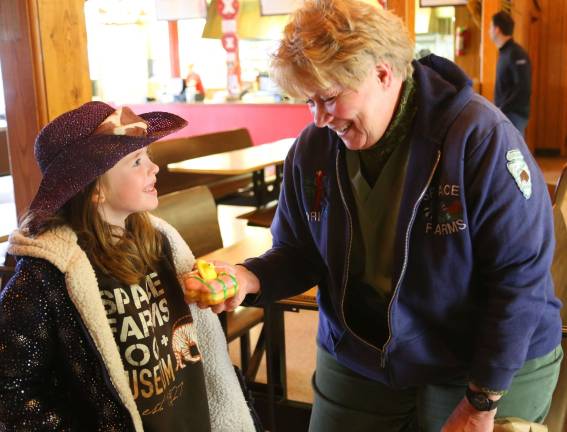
[
  {"x1": 183, "y1": 260, "x2": 260, "y2": 314},
  {"x1": 441, "y1": 397, "x2": 496, "y2": 432}
]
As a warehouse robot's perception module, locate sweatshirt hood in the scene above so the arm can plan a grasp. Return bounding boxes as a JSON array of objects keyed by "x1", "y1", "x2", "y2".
[{"x1": 412, "y1": 54, "x2": 474, "y2": 143}]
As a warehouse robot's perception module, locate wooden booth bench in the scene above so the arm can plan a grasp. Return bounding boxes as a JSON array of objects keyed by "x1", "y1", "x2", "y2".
[{"x1": 150, "y1": 128, "x2": 254, "y2": 200}]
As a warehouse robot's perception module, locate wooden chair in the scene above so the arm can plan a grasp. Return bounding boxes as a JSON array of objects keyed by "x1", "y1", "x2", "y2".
[
  {"x1": 544, "y1": 163, "x2": 567, "y2": 431},
  {"x1": 237, "y1": 204, "x2": 278, "y2": 228},
  {"x1": 150, "y1": 128, "x2": 254, "y2": 199},
  {"x1": 150, "y1": 186, "x2": 264, "y2": 375},
  {"x1": 151, "y1": 185, "x2": 224, "y2": 259}
]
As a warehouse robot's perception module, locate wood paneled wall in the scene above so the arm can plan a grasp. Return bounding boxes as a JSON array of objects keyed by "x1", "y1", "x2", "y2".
[
  {"x1": 0, "y1": 0, "x2": 46, "y2": 215},
  {"x1": 0, "y1": 0, "x2": 91, "y2": 216},
  {"x1": 454, "y1": 5, "x2": 481, "y2": 90},
  {"x1": 388, "y1": 0, "x2": 415, "y2": 37},
  {"x1": 508, "y1": 0, "x2": 541, "y2": 153},
  {"x1": 36, "y1": 0, "x2": 92, "y2": 121},
  {"x1": 481, "y1": 0, "x2": 567, "y2": 155},
  {"x1": 527, "y1": 0, "x2": 567, "y2": 156}
]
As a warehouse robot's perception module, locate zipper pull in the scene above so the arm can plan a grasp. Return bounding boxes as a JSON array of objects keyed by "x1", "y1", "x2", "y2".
[{"x1": 380, "y1": 351, "x2": 387, "y2": 368}]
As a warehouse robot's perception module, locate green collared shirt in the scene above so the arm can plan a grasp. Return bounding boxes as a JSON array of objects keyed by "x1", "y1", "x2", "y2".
[{"x1": 346, "y1": 78, "x2": 417, "y2": 299}]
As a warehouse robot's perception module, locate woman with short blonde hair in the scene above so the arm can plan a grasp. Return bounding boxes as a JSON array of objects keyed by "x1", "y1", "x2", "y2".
[{"x1": 186, "y1": 1, "x2": 562, "y2": 431}]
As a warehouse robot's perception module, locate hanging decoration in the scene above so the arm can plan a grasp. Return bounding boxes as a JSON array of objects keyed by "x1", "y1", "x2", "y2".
[{"x1": 218, "y1": 0, "x2": 242, "y2": 98}]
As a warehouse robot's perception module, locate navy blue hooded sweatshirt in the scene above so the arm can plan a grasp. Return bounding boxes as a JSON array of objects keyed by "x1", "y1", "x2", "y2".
[{"x1": 243, "y1": 55, "x2": 561, "y2": 391}]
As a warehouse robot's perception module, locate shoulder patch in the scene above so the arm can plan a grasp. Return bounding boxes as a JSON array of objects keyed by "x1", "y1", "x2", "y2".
[{"x1": 506, "y1": 149, "x2": 532, "y2": 199}]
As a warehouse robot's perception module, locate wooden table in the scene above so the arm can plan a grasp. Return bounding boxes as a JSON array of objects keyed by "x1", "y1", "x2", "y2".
[
  {"x1": 199, "y1": 227, "x2": 273, "y2": 264},
  {"x1": 200, "y1": 228, "x2": 317, "y2": 431},
  {"x1": 237, "y1": 204, "x2": 278, "y2": 228},
  {"x1": 168, "y1": 138, "x2": 295, "y2": 207}
]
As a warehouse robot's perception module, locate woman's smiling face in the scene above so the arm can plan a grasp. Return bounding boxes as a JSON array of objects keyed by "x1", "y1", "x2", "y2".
[{"x1": 305, "y1": 63, "x2": 403, "y2": 151}]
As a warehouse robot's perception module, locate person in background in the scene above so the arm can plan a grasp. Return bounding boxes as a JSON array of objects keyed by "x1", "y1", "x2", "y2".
[
  {"x1": 184, "y1": 64, "x2": 206, "y2": 102},
  {"x1": 185, "y1": 0, "x2": 562, "y2": 431},
  {"x1": 489, "y1": 10, "x2": 532, "y2": 136},
  {"x1": 0, "y1": 102, "x2": 258, "y2": 431}
]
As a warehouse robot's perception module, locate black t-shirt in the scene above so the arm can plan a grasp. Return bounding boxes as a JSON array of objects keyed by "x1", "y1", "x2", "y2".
[{"x1": 95, "y1": 242, "x2": 211, "y2": 432}]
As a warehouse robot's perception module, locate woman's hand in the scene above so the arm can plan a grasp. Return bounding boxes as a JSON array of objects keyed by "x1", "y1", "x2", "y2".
[
  {"x1": 441, "y1": 397, "x2": 496, "y2": 432},
  {"x1": 183, "y1": 261, "x2": 260, "y2": 314}
]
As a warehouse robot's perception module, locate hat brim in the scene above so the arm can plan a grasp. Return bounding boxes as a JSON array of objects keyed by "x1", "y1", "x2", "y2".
[{"x1": 29, "y1": 110, "x2": 187, "y2": 218}]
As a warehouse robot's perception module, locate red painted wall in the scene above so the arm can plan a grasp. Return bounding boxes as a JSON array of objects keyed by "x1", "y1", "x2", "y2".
[{"x1": 130, "y1": 103, "x2": 312, "y2": 145}]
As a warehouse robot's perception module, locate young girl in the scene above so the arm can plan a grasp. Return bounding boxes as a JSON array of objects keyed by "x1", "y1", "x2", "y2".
[{"x1": 0, "y1": 102, "x2": 257, "y2": 431}]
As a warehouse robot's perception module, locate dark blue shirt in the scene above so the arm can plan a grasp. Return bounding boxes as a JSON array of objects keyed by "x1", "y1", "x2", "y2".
[{"x1": 495, "y1": 39, "x2": 531, "y2": 118}]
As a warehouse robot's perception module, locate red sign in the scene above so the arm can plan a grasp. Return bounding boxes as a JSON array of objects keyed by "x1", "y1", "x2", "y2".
[
  {"x1": 221, "y1": 33, "x2": 239, "y2": 53},
  {"x1": 218, "y1": 0, "x2": 239, "y2": 19}
]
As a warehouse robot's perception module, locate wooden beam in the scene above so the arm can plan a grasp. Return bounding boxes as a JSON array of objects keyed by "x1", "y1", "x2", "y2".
[
  {"x1": 0, "y1": 0, "x2": 45, "y2": 216},
  {"x1": 388, "y1": 0, "x2": 415, "y2": 38},
  {"x1": 36, "y1": 0, "x2": 92, "y2": 120},
  {"x1": 0, "y1": 0, "x2": 91, "y2": 217}
]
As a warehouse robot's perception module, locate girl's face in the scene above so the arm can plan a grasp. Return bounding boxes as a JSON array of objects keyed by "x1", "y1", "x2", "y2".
[
  {"x1": 305, "y1": 63, "x2": 403, "y2": 151},
  {"x1": 96, "y1": 146, "x2": 159, "y2": 227}
]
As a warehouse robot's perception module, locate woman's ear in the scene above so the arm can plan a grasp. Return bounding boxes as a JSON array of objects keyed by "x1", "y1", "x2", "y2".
[{"x1": 375, "y1": 63, "x2": 393, "y2": 88}]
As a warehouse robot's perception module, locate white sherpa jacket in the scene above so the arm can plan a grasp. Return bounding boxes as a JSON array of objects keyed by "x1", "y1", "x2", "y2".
[{"x1": 1, "y1": 216, "x2": 255, "y2": 432}]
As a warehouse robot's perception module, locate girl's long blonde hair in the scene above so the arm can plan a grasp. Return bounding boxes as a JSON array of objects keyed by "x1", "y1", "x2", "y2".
[{"x1": 20, "y1": 180, "x2": 162, "y2": 285}]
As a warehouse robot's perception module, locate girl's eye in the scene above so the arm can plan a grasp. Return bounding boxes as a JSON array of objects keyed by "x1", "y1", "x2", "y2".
[
  {"x1": 305, "y1": 99, "x2": 314, "y2": 106},
  {"x1": 133, "y1": 158, "x2": 142, "y2": 167}
]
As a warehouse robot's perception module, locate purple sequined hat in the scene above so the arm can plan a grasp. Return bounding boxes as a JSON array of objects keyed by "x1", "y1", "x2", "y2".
[{"x1": 29, "y1": 101, "x2": 187, "y2": 218}]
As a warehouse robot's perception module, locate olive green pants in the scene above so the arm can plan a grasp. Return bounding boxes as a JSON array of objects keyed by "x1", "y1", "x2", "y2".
[{"x1": 308, "y1": 345, "x2": 563, "y2": 432}]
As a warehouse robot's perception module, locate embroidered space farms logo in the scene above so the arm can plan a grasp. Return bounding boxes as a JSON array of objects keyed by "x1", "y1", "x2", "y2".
[
  {"x1": 422, "y1": 183, "x2": 467, "y2": 236},
  {"x1": 304, "y1": 170, "x2": 328, "y2": 222}
]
